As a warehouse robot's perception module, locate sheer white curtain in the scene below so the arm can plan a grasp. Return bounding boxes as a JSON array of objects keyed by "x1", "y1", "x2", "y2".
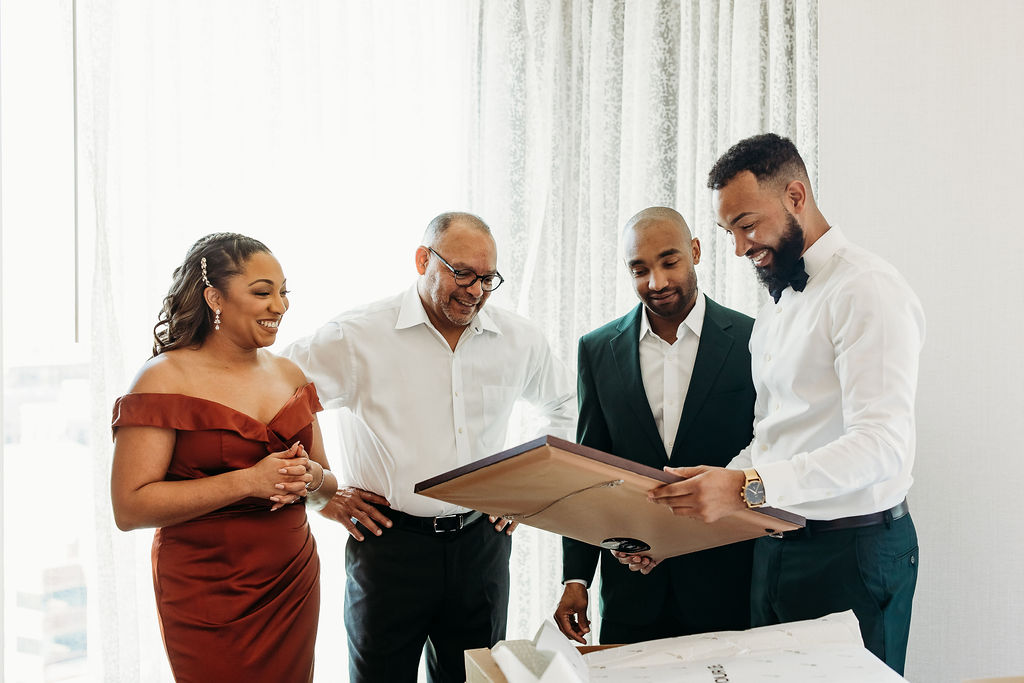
[
  {"x1": 73, "y1": 0, "x2": 817, "y2": 679},
  {"x1": 78, "y1": 2, "x2": 476, "y2": 680},
  {"x1": 466, "y1": 0, "x2": 818, "y2": 640}
]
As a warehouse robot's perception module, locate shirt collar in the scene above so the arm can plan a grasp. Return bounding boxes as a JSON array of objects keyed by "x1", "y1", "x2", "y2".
[
  {"x1": 395, "y1": 283, "x2": 502, "y2": 336},
  {"x1": 802, "y1": 226, "x2": 849, "y2": 280},
  {"x1": 639, "y1": 290, "x2": 705, "y2": 343}
]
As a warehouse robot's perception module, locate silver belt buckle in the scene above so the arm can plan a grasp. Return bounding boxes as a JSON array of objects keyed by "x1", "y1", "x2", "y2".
[{"x1": 433, "y1": 513, "x2": 462, "y2": 533}]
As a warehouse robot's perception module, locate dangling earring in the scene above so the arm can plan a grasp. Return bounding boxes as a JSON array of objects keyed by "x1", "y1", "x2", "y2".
[{"x1": 214, "y1": 309, "x2": 221, "y2": 331}]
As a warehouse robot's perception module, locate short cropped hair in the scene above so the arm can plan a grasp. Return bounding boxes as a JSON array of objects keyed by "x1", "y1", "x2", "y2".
[
  {"x1": 422, "y1": 212, "x2": 492, "y2": 247},
  {"x1": 706, "y1": 133, "x2": 809, "y2": 191}
]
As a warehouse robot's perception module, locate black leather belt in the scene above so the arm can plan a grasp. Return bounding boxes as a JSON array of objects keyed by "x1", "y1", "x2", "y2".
[
  {"x1": 378, "y1": 507, "x2": 485, "y2": 535},
  {"x1": 780, "y1": 499, "x2": 909, "y2": 539}
]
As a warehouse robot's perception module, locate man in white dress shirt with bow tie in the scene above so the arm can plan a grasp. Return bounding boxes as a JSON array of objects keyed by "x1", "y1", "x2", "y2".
[
  {"x1": 283, "y1": 212, "x2": 576, "y2": 683},
  {"x1": 647, "y1": 134, "x2": 925, "y2": 675}
]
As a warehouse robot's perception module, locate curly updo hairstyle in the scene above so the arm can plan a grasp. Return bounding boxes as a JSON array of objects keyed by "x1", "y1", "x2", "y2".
[{"x1": 152, "y1": 233, "x2": 271, "y2": 356}]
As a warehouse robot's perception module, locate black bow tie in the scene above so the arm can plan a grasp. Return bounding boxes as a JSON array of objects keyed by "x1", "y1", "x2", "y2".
[{"x1": 769, "y1": 258, "x2": 809, "y2": 303}]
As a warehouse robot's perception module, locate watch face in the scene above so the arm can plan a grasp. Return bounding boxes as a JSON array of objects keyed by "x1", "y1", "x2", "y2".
[{"x1": 745, "y1": 481, "x2": 766, "y2": 506}]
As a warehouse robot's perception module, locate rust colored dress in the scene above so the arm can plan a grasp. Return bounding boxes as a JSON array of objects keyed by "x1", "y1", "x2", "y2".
[{"x1": 112, "y1": 383, "x2": 323, "y2": 683}]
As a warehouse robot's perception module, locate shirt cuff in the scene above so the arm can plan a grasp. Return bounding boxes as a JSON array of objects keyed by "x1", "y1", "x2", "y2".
[
  {"x1": 564, "y1": 579, "x2": 589, "y2": 588},
  {"x1": 755, "y1": 457, "x2": 801, "y2": 508}
]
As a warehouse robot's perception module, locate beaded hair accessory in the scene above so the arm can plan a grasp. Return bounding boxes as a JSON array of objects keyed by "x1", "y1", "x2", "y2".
[{"x1": 200, "y1": 257, "x2": 213, "y2": 287}]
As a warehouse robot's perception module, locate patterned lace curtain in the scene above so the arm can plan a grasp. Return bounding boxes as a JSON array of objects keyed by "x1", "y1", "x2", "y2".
[{"x1": 467, "y1": 0, "x2": 819, "y2": 639}]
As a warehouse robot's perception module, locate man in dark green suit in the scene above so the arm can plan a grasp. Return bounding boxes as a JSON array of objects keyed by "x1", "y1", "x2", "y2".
[{"x1": 553, "y1": 207, "x2": 756, "y2": 645}]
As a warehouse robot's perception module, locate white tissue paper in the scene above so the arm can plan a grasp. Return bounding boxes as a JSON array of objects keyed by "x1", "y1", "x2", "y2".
[{"x1": 491, "y1": 620, "x2": 590, "y2": 683}]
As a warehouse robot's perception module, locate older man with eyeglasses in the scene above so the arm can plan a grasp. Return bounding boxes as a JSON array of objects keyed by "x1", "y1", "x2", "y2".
[{"x1": 283, "y1": 211, "x2": 576, "y2": 683}]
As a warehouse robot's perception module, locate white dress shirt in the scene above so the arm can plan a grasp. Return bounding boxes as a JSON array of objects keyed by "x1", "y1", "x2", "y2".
[
  {"x1": 638, "y1": 291, "x2": 705, "y2": 457},
  {"x1": 565, "y1": 292, "x2": 706, "y2": 586},
  {"x1": 283, "y1": 285, "x2": 577, "y2": 517},
  {"x1": 728, "y1": 227, "x2": 925, "y2": 520}
]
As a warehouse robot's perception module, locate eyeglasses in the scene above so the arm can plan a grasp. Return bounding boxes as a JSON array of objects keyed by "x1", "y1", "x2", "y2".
[{"x1": 426, "y1": 247, "x2": 504, "y2": 292}]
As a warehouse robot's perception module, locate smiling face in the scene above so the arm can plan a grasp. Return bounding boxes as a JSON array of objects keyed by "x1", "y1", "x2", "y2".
[
  {"x1": 415, "y1": 220, "x2": 497, "y2": 336},
  {"x1": 208, "y1": 251, "x2": 289, "y2": 349},
  {"x1": 713, "y1": 170, "x2": 809, "y2": 285},
  {"x1": 623, "y1": 214, "x2": 701, "y2": 328}
]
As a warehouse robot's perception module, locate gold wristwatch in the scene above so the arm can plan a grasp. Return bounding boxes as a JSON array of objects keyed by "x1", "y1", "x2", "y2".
[{"x1": 741, "y1": 468, "x2": 766, "y2": 508}]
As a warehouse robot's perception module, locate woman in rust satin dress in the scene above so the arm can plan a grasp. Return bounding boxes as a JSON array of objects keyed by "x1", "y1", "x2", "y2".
[{"x1": 110, "y1": 233, "x2": 337, "y2": 683}]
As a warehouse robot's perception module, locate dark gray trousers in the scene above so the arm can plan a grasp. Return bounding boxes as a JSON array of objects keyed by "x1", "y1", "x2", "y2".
[{"x1": 344, "y1": 517, "x2": 511, "y2": 683}]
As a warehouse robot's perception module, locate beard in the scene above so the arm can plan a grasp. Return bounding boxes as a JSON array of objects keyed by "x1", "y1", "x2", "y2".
[
  {"x1": 440, "y1": 291, "x2": 484, "y2": 327},
  {"x1": 753, "y1": 213, "x2": 805, "y2": 293},
  {"x1": 642, "y1": 270, "x2": 698, "y2": 321}
]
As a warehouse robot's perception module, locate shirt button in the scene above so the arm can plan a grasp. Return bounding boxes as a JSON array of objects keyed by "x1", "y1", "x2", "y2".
[
  {"x1": 458, "y1": 427, "x2": 463, "y2": 434},
  {"x1": 760, "y1": 444, "x2": 768, "y2": 452},
  {"x1": 765, "y1": 353, "x2": 772, "y2": 361},
  {"x1": 455, "y1": 391, "x2": 459, "y2": 397}
]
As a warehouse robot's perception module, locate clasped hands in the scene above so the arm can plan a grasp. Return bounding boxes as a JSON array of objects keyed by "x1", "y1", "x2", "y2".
[
  {"x1": 613, "y1": 465, "x2": 747, "y2": 573},
  {"x1": 247, "y1": 441, "x2": 321, "y2": 511}
]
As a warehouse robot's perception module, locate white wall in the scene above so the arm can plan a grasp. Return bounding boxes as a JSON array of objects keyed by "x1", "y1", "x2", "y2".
[{"x1": 818, "y1": 2, "x2": 1024, "y2": 680}]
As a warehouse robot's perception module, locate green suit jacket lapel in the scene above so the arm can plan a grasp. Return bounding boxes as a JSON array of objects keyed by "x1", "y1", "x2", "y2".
[
  {"x1": 670, "y1": 297, "x2": 735, "y2": 461},
  {"x1": 608, "y1": 305, "x2": 665, "y2": 459}
]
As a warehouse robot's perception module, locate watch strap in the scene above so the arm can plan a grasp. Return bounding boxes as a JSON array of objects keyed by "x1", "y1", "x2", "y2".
[{"x1": 741, "y1": 468, "x2": 765, "y2": 508}]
